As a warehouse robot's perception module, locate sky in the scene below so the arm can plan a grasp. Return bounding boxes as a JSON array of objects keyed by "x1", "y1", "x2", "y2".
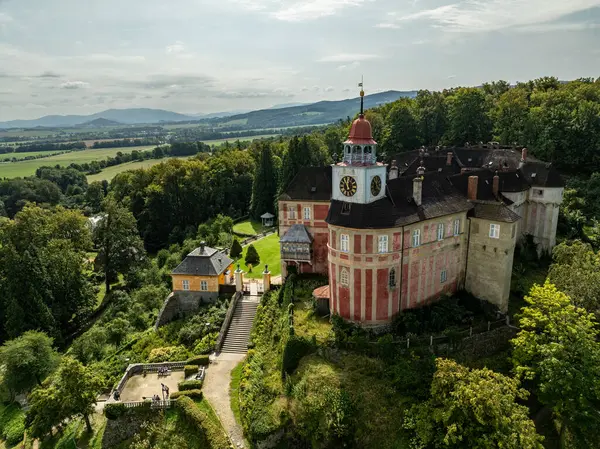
[{"x1": 0, "y1": 0, "x2": 599, "y2": 121}]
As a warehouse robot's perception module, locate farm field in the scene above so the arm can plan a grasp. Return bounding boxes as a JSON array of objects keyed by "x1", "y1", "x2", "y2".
[
  {"x1": 86, "y1": 156, "x2": 191, "y2": 182},
  {"x1": 0, "y1": 150, "x2": 68, "y2": 160},
  {"x1": 0, "y1": 146, "x2": 155, "y2": 178},
  {"x1": 202, "y1": 133, "x2": 278, "y2": 146},
  {"x1": 235, "y1": 232, "x2": 281, "y2": 279}
]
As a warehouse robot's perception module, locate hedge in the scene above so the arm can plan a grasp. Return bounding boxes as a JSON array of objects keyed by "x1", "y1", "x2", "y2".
[
  {"x1": 179, "y1": 379, "x2": 204, "y2": 391},
  {"x1": 170, "y1": 389, "x2": 203, "y2": 400},
  {"x1": 186, "y1": 355, "x2": 210, "y2": 366},
  {"x1": 282, "y1": 335, "x2": 315, "y2": 376},
  {"x1": 175, "y1": 396, "x2": 230, "y2": 448},
  {"x1": 104, "y1": 402, "x2": 127, "y2": 420},
  {"x1": 184, "y1": 365, "x2": 199, "y2": 377},
  {"x1": 0, "y1": 403, "x2": 25, "y2": 446}
]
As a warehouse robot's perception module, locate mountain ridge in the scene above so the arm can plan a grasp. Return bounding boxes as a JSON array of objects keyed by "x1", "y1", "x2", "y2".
[{"x1": 0, "y1": 90, "x2": 417, "y2": 130}]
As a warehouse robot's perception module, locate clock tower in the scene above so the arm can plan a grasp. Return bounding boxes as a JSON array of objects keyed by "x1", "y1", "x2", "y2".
[{"x1": 331, "y1": 85, "x2": 387, "y2": 204}]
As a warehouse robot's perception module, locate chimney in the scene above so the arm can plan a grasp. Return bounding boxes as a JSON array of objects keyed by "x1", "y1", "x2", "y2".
[
  {"x1": 413, "y1": 176, "x2": 423, "y2": 206},
  {"x1": 389, "y1": 160, "x2": 399, "y2": 180},
  {"x1": 467, "y1": 176, "x2": 478, "y2": 201},
  {"x1": 446, "y1": 152, "x2": 453, "y2": 166},
  {"x1": 493, "y1": 172, "x2": 499, "y2": 197},
  {"x1": 200, "y1": 241, "x2": 206, "y2": 253},
  {"x1": 521, "y1": 147, "x2": 527, "y2": 163}
]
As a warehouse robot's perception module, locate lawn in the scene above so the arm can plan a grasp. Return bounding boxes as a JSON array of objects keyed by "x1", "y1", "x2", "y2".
[
  {"x1": 294, "y1": 300, "x2": 333, "y2": 345},
  {"x1": 233, "y1": 219, "x2": 267, "y2": 236},
  {"x1": 0, "y1": 150, "x2": 70, "y2": 160},
  {"x1": 235, "y1": 233, "x2": 280, "y2": 279},
  {"x1": 0, "y1": 146, "x2": 156, "y2": 178}
]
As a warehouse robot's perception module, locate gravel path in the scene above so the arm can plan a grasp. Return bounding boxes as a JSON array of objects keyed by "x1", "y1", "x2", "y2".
[{"x1": 203, "y1": 353, "x2": 247, "y2": 448}]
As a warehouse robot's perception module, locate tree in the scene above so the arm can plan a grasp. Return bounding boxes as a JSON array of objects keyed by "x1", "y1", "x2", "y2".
[
  {"x1": 547, "y1": 241, "x2": 600, "y2": 314},
  {"x1": 94, "y1": 198, "x2": 145, "y2": 293},
  {"x1": 404, "y1": 358, "x2": 543, "y2": 449},
  {"x1": 381, "y1": 100, "x2": 421, "y2": 154},
  {"x1": 230, "y1": 238, "x2": 243, "y2": 259},
  {"x1": 0, "y1": 331, "x2": 58, "y2": 396},
  {"x1": 85, "y1": 181, "x2": 105, "y2": 213},
  {"x1": 26, "y1": 357, "x2": 103, "y2": 436},
  {"x1": 250, "y1": 144, "x2": 277, "y2": 220},
  {"x1": 245, "y1": 244, "x2": 260, "y2": 266},
  {"x1": 492, "y1": 87, "x2": 530, "y2": 145},
  {"x1": 445, "y1": 88, "x2": 492, "y2": 145},
  {"x1": 70, "y1": 327, "x2": 108, "y2": 364},
  {"x1": 512, "y1": 282, "x2": 600, "y2": 447},
  {"x1": 415, "y1": 90, "x2": 448, "y2": 146},
  {"x1": 105, "y1": 317, "x2": 130, "y2": 348}
]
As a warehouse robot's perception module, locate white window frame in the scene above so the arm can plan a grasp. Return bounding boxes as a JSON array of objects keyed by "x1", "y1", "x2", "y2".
[
  {"x1": 340, "y1": 268, "x2": 349, "y2": 286},
  {"x1": 441, "y1": 270, "x2": 447, "y2": 283},
  {"x1": 412, "y1": 229, "x2": 421, "y2": 247},
  {"x1": 378, "y1": 235, "x2": 388, "y2": 253},
  {"x1": 288, "y1": 205, "x2": 296, "y2": 219},
  {"x1": 340, "y1": 234, "x2": 349, "y2": 252},
  {"x1": 200, "y1": 280, "x2": 208, "y2": 291},
  {"x1": 489, "y1": 224, "x2": 500, "y2": 239},
  {"x1": 182, "y1": 279, "x2": 190, "y2": 291},
  {"x1": 303, "y1": 206, "x2": 311, "y2": 220},
  {"x1": 454, "y1": 219, "x2": 460, "y2": 236},
  {"x1": 437, "y1": 223, "x2": 444, "y2": 241}
]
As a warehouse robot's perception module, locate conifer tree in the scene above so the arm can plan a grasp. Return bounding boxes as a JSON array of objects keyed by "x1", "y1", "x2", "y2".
[
  {"x1": 250, "y1": 144, "x2": 277, "y2": 220},
  {"x1": 230, "y1": 238, "x2": 243, "y2": 259},
  {"x1": 245, "y1": 244, "x2": 260, "y2": 266}
]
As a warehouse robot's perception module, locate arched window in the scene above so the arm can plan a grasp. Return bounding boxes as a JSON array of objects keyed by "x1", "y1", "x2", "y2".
[
  {"x1": 340, "y1": 268, "x2": 349, "y2": 286},
  {"x1": 364, "y1": 146, "x2": 372, "y2": 154},
  {"x1": 389, "y1": 268, "x2": 396, "y2": 288},
  {"x1": 353, "y1": 145, "x2": 361, "y2": 154},
  {"x1": 345, "y1": 145, "x2": 351, "y2": 154}
]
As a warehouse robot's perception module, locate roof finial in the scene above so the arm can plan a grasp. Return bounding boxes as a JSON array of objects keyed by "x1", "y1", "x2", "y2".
[{"x1": 358, "y1": 76, "x2": 364, "y2": 116}]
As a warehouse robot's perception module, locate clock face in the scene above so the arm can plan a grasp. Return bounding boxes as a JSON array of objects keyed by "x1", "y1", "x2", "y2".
[
  {"x1": 371, "y1": 175, "x2": 382, "y2": 196},
  {"x1": 339, "y1": 176, "x2": 357, "y2": 197}
]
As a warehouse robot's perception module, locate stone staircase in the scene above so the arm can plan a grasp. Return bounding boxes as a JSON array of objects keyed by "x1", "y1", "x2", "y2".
[{"x1": 221, "y1": 298, "x2": 259, "y2": 354}]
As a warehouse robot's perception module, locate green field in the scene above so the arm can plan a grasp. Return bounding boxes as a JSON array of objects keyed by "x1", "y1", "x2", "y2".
[
  {"x1": 0, "y1": 150, "x2": 68, "y2": 160},
  {"x1": 0, "y1": 146, "x2": 156, "y2": 178},
  {"x1": 236, "y1": 233, "x2": 280, "y2": 279},
  {"x1": 86, "y1": 156, "x2": 191, "y2": 182}
]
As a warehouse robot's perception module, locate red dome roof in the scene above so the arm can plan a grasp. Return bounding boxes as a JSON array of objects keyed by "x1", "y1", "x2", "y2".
[{"x1": 344, "y1": 114, "x2": 377, "y2": 145}]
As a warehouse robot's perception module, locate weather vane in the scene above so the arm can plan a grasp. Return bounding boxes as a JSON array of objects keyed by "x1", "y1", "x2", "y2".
[{"x1": 358, "y1": 76, "x2": 365, "y2": 115}]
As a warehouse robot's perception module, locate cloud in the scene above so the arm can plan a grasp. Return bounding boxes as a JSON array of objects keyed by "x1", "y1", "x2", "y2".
[
  {"x1": 447, "y1": 75, "x2": 457, "y2": 79},
  {"x1": 318, "y1": 53, "x2": 379, "y2": 62},
  {"x1": 375, "y1": 22, "x2": 400, "y2": 29},
  {"x1": 60, "y1": 81, "x2": 89, "y2": 89},
  {"x1": 0, "y1": 12, "x2": 13, "y2": 24},
  {"x1": 166, "y1": 41, "x2": 185, "y2": 54},
  {"x1": 337, "y1": 61, "x2": 361, "y2": 70},
  {"x1": 383, "y1": 0, "x2": 600, "y2": 33},
  {"x1": 85, "y1": 54, "x2": 145, "y2": 63},
  {"x1": 324, "y1": 86, "x2": 334, "y2": 92},
  {"x1": 37, "y1": 71, "x2": 62, "y2": 78},
  {"x1": 271, "y1": 0, "x2": 369, "y2": 21}
]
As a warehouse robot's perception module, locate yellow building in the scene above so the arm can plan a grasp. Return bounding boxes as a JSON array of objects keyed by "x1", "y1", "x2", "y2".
[{"x1": 171, "y1": 243, "x2": 234, "y2": 302}]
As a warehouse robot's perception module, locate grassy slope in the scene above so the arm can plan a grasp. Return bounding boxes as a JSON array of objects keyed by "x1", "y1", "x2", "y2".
[
  {"x1": 235, "y1": 233, "x2": 281, "y2": 279},
  {"x1": 232, "y1": 219, "x2": 266, "y2": 236},
  {"x1": 230, "y1": 361, "x2": 244, "y2": 426},
  {"x1": 0, "y1": 146, "x2": 156, "y2": 178}
]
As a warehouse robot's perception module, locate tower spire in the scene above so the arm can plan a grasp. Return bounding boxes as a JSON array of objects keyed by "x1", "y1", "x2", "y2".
[{"x1": 359, "y1": 76, "x2": 364, "y2": 116}]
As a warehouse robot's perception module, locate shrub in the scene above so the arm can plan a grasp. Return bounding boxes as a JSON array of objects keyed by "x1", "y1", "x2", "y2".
[
  {"x1": 104, "y1": 402, "x2": 128, "y2": 420},
  {"x1": 193, "y1": 332, "x2": 218, "y2": 355},
  {"x1": 176, "y1": 396, "x2": 230, "y2": 448},
  {"x1": 184, "y1": 365, "x2": 199, "y2": 377},
  {"x1": 156, "y1": 249, "x2": 170, "y2": 269},
  {"x1": 282, "y1": 336, "x2": 315, "y2": 376},
  {"x1": 178, "y1": 380, "x2": 203, "y2": 391},
  {"x1": 245, "y1": 244, "x2": 260, "y2": 265},
  {"x1": 187, "y1": 354, "x2": 210, "y2": 366},
  {"x1": 0, "y1": 403, "x2": 25, "y2": 446},
  {"x1": 170, "y1": 389, "x2": 203, "y2": 400},
  {"x1": 148, "y1": 345, "x2": 190, "y2": 363},
  {"x1": 230, "y1": 238, "x2": 243, "y2": 259}
]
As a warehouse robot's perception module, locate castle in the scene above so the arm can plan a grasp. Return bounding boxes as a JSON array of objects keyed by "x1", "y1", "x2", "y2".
[{"x1": 278, "y1": 89, "x2": 563, "y2": 326}]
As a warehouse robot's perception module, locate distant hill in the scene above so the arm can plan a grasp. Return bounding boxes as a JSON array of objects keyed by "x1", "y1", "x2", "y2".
[
  {"x1": 0, "y1": 90, "x2": 416, "y2": 130},
  {"x1": 0, "y1": 108, "x2": 196, "y2": 129},
  {"x1": 199, "y1": 90, "x2": 417, "y2": 129},
  {"x1": 76, "y1": 118, "x2": 122, "y2": 128}
]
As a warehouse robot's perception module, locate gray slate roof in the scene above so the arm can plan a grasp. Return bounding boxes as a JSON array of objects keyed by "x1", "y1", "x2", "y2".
[
  {"x1": 281, "y1": 224, "x2": 313, "y2": 243},
  {"x1": 172, "y1": 245, "x2": 233, "y2": 276},
  {"x1": 470, "y1": 201, "x2": 521, "y2": 223}
]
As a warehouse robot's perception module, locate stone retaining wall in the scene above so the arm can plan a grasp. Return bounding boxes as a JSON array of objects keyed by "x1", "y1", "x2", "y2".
[{"x1": 154, "y1": 291, "x2": 218, "y2": 330}]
